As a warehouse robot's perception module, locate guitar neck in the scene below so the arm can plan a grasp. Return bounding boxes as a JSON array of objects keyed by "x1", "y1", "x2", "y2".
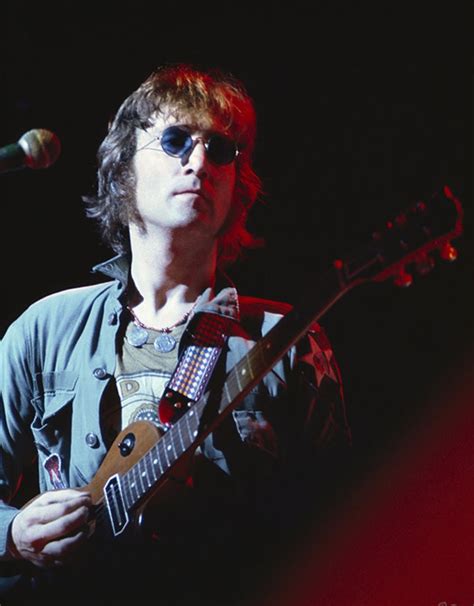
[{"x1": 220, "y1": 272, "x2": 358, "y2": 413}]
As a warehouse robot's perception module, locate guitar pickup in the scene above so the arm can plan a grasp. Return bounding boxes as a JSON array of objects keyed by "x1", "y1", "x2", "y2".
[{"x1": 104, "y1": 473, "x2": 129, "y2": 537}]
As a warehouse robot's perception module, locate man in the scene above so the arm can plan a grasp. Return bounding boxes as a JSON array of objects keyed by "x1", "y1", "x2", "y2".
[{"x1": 0, "y1": 64, "x2": 351, "y2": 603}]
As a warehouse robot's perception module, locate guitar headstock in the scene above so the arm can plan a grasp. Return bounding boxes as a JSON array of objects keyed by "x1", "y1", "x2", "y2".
[{"x1": 334, "y1": 186, "x2": 464, "y2": 288}]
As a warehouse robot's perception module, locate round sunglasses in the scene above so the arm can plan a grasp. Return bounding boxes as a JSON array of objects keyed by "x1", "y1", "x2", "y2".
[{"x1": 137, "y1": 125, "x2": 240, "y2": 166}]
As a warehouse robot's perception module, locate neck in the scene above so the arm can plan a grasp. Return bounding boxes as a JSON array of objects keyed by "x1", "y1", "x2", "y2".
[{"x1": 128, "y1": 225, "x2": 218, "y2": 328}]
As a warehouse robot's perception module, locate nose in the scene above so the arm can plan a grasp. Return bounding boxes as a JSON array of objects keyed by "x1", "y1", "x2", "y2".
[{"x1": 183, "y1": 139, "x2": 208, "y2": 178}]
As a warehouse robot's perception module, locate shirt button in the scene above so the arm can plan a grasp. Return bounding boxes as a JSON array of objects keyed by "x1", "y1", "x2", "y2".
[
  {"x1": 107, "y1": 312, "x2": 117, "y2": 325},
  {"x1": 85, "y1": 432, "x2": 99, "y2": 448},
  {"x1": 93, "y1": 367, "x2": 107, "y2": 379}
]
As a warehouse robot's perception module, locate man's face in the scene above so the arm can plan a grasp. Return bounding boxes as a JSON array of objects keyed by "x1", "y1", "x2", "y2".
[{"x1": 132, "y1": 111, "x2": 237, "y2": 241}]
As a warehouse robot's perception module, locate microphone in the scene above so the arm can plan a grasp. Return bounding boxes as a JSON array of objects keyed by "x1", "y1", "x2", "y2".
[{"x1": 0, "y1": 129, "x2": 61, "y2": 174}]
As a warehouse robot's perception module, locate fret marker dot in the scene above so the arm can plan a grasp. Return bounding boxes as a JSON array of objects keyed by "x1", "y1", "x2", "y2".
[
  {"x1": 141, "y1": 472, "x2": 146, "y2": 477},
  {"x1": 167, "y1": 444, "x2": 172, "y2": 451},
  {"x1": 241, "y1": 369, "x2": 247, "y2": 375},
  {"x1": 193, "y1": 431, "x2": 198, "y2": 437},
  {"x1": 153, "y1": 459, "x2": 158, "y2": 465}
]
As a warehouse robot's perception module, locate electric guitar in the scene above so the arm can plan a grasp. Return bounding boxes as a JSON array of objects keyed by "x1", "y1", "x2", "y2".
[{"x1": 78, "y1": 185, "x2": 463, "y2": 542}]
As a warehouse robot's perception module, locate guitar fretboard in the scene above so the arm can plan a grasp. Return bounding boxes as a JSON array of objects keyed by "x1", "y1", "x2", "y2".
[{"x1": 119, "y1": 398, "x2": 206, "y2": 509}]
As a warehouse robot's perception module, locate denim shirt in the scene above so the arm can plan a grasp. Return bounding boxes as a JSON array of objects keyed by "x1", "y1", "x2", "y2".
[{"x1": 0, "y1": 255, "x2": 350, "y2": 560}]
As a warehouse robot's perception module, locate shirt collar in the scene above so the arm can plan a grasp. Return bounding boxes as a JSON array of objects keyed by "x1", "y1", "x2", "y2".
[
  {"x1": 92, "y1": 254, "x2": 130, "y2": 285},
  {"x1": 92, "y1": 253, "x2": 240, "y2": 322}
]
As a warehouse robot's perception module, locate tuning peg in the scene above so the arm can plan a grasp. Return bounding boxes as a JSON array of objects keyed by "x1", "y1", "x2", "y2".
[
  {"x1": 439, "y1": 241, "x2": 458, "y2": 262},
  {"x1": 394, "y1": 268, "x2": 413, "y2": 288},
  {"x1": 415, "y1": 253, "x2": 435, "y2": 276}
]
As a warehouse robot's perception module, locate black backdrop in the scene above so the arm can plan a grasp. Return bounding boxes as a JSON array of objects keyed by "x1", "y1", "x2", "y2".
[{"x1": 2, "y1": 5, "x2": 472, "y2": 603}]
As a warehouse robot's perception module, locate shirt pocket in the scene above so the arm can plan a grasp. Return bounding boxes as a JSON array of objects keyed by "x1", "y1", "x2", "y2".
[
  {"x1": 30, "y1": 372, "x2": 77, "y2": 488},
  {"x1": 30, "y1": 391, "x2": 74, "y2": 454}
]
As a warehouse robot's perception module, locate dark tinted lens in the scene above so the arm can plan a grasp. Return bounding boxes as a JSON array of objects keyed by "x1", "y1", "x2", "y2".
[
  {"x1": 161, "y1": 126, "x2": 192, "y2": 156},
  {"x1": 207, "y1": 135, "x2": 237, "y2": 165}
]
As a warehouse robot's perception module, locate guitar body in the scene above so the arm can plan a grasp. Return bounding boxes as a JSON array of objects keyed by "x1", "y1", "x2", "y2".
[
  {"x1": 83, "y1": 421, "x2": 162, "y2": 505},
  {"x1": 82, "y1": 420, "x2": 195, "y2": 541},
  {"x1": 0, "y1": 422, "x2": 193, "y2": 599}
]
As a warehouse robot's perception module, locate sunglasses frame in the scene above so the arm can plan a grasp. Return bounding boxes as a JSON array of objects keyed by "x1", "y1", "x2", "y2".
[{"x1": 137, "y1": 125, "x2": 240, "y2": 166}]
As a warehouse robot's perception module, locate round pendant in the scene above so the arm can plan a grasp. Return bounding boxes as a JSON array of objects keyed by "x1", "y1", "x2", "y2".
[
  {"x1": 127, "y1": 324, "x2": 149, "y2": 347},
  {"x1": 154, "y1": 333, "x2": 177, "y2": 353}
]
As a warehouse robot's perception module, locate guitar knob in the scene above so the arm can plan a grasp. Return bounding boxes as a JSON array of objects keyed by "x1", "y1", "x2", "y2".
[
  {"x1": 440, "y1": 241, "x2": 458, "y2": 262},
  {"x1": 118, "y1": 433, "x2": 136, "y2": 456},
  {"x1": 394, "y1": 269, "x2": 413, "y2": 288}
]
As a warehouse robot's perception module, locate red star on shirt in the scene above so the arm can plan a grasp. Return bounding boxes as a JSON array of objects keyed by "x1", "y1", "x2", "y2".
[{"x1": 299, "y1": 337, "x2": 338, "y2": 387}]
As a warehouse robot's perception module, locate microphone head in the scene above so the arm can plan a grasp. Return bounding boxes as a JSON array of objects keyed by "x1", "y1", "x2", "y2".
[{"x1": 18, "y1": 128, "x2": 61, "y2": 169}]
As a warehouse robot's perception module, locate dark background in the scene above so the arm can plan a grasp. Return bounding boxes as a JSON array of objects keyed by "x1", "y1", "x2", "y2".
[{"x1": 2, "y1": 4, "x2": 472, "y2": 603}]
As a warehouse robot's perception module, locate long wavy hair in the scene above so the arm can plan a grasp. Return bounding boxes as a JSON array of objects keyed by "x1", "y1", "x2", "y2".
[{"x1": 84, "y1": 64, "x2": 263, "y2": 266}]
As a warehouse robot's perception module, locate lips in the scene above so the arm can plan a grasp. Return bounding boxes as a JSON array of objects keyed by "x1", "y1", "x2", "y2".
[{"x1": 177, "y1": 189, "x2": 210, "y2": 202}]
